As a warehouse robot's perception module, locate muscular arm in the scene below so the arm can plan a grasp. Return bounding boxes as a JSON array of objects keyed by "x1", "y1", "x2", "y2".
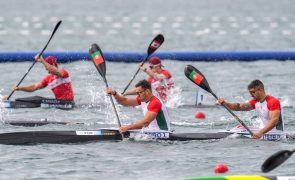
[
  {"x1": 253, "y1": 110, "x2": 281, "y2": 138},
  {"x1": 113, "y1": 93, "x2": 138, "y2": 106},
  {"x1": 35, "y1": 55, "x2": 63, "y2": 77},
  {"x1": 14, "y1": 83, "x2": 44, "y2": 92},
  {"x1": 123, "y1": 88, "x2": 137, "y2": 96},
  {"x1": 225, "y1": 102, "x2": 253, "y2": 111},
  {"x1": 119, "y1": 111, "x2": 157, "y2": 132},
  {"x1": 106, "y1": 87, "x2": 138, "y2": 106},
  {"x1": 144, "y1": 69, "x2": 166, "y2": 81},
  {"x1": 218, "y1": 98, "x2": 253, "y2": 111}
]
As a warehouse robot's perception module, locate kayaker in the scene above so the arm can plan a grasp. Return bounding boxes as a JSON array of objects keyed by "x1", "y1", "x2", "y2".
[
  {"x1": 123, "y1": 56, "x2": 175, "y2": 102},
  {"x1": 12, "y1": 54, "x2": 75, "y2": 102},
  {"x1": 106, "y1": 79, "x2": 171, "y2": 133},
  {"x1": 217, "y1": 79, "x2": 283, "y2": 139}
]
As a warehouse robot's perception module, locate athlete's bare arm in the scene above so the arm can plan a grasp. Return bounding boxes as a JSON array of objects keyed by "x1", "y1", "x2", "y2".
[
  {"x1": 217, "y1": 97, "x2": 253, "y2": 111},
  {"x1": 14, "y1": 83, "x2": 43, "y2": 92},
  {"x1": 253, "y1": 109, "x2": 281, "y2": 139},
  {"x1": 119, "y1": 111, "x2": 157, "y2": 133},
  {"x1": 105, "y1": 87, "x2": 138, "y2": 106}
]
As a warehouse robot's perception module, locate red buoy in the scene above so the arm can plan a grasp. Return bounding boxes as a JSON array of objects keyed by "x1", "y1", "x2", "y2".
[
  {"x1": 195, "y1": 111, "x2": 206, "y2": 119},
  {"x1": 214, "y1": 164, "x2": 228, "y2": 173}
]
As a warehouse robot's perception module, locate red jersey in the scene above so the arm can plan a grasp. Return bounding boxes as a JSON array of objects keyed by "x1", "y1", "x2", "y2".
[
  {"x1": 40, "y1": 69, "x2": 74, "y2": 101},
  {"x1": 146, "y1": 69, "x2": 174, "y2": 101}
]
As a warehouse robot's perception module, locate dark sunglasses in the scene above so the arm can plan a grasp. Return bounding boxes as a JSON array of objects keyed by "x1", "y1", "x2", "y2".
[{"x1": 136, "y1": 89, "x2": 146, "y2": 95}]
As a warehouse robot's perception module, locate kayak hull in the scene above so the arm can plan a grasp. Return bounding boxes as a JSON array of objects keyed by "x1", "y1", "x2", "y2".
[
  {"x1": 0, "y1": 129, "x2": 231, "y2": 145},
  {"x1": 2, "y1": 96, "x2": 74, "y2": 109}
]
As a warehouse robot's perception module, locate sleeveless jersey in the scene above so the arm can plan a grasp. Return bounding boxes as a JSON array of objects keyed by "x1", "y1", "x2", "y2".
[
  {"x1": 136, "y1": 96, "x2": 171, "y2": 131},
  {"x1": 40, "y1": 69, "x2": 74, "y2": 101},
  {"x1": 249, "y1": 95, "x2": 283, "y2": 132},
  {"x1": 146, "y1": 69, "x2": 175, "y2": 101}
]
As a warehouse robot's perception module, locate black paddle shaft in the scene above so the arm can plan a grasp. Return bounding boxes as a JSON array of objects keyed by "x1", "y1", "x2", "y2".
[
  {"x1": 7, "y1": 20, "x2": 62, "y2": 100},
  {"x1": 89, "y1": 43, "x2": 122, "y2": 128},
  {"x1": 121, "y1": 34, "x2": 164, "y2": 94},
  {"x1": 103, "y1": 77, "x2": 121, "y2": 127},
  {"x1": 184, "y1": 65, "x2": 254, "y2": 136}
]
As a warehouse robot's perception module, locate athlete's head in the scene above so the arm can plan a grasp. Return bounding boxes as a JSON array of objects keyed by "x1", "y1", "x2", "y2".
[
  {"x1": 248, "y1": 80, "x2": 265, "y2": 101},
  {"x1": 135, "y1": 79, "x2": 152, "y2": 101},
  {"x1": 248, "y1": 80, "x2": 264, "y2": 90},
  {"x1": 149, "y1": 56, "x2": 161, "y2": 65},
  {"x1": 45, "y1": 56, "x2": 58, "y2": 67},
  {"x1": 148, "y1": 56, "x2": 163, "y2": 72}
]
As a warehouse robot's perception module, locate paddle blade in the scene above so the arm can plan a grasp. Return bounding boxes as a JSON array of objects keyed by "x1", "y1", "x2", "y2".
[
  {"x1": 147, "y1": 34, "x2": 165, "y2": 56},
  {"x1": 89, "y1": 44, "x2": 106, "y2": 77},
  {"x1": 261, "y1": 150, "x2": 294, "y2": 173},
  {"x1": 39, "y1": 20, "x2": 62, "y2": 57},
  {"x1": 184, "y1": 65, "x2": 212, "y2": 93}
]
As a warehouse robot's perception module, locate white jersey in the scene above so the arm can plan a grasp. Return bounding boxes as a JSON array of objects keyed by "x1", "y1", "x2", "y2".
[
  {"x1": 249, "y1": 95, "x2": 283, "y2": 132},
  {"x1": 136, "y1": 96, "x2": 171, "y2": 131}
]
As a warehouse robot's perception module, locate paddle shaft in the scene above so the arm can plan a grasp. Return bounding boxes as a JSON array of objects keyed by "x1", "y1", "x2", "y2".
[
  {"x1": 121, "y1": 59, "x2": 148, "y2": 94},
  {"x1": 121, "y1": 34, "x2": 164, "y2": 94},
  {"x1": 210, "y1": 91, "x2": 254, "y2": 136},
  {"x1": 103, "y1": 77, "x2": 122, "y2": 127},
  {"x1": 7, "y1": 61, "x2": 37, "y2": 100},
  {"x1": 7, "y1": 21, "x2": 62, "y2": 100}
]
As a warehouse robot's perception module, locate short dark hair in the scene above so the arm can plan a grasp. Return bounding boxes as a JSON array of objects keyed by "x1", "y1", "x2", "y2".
[
  {"x1": 248, "y1": 79, "x2": 264, "y2": 90},
  {"x1": 135, "y1": 79, "x2": 152, "y2": 91}
]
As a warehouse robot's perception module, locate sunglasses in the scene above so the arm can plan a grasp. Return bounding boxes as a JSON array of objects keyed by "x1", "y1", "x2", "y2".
[{"x1": 136, "y1": 89, "x2": 146, "y2": 95}]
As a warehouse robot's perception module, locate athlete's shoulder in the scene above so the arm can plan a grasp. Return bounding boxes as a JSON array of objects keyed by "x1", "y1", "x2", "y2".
[
  {"x1": 161, "y1": 70, "x2": 172, "y2": 78},
  {"x1": 59, "y1": 69, "x2": 69, "y2": 77},
  {"x1": 147, "y1": 96, "x2": 162, "y2": 112},
  {"x1": 42, "y1": 74, "x2": 54, "y2": 81},
  {"x1": 266, "y1": 95, "x2": 280, "y2": 102},
  {"x1": 266, "y1": 95, "x2": 281, "y2": 110},
  {"x1": 40, "y1": 74, "x2": 53, "y2": 86},
  {"x1": 248, "y1": 99, "x2": 257, "y2": 108},
  {"x1": 150, "y1": 96, "x2": 161, "y2": 104}
]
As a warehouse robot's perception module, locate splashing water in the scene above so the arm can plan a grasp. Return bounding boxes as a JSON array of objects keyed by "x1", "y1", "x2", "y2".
[
  {"x1": 281, "y1": 96, "x2": 292, "y2": 107},
  {"x1": 165, "y1": 86, "x2": 183, "y2": 108},
  {"x1": 0, "y1": 92, "x2": 8, "y2": 122}
]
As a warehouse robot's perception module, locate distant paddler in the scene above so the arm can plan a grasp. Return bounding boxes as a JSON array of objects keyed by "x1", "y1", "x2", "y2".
[
  {"x1": 11, "y1": 54, "x2": 75, "y2": 103},
  {"x1": 106, "y1": 79, "x2": 171, "y2": 133},
  {"x1": 123, "y1": 56, "x2": 175, "y2": 102},
  {"x1": 217, "y1": 80, "x2": 283, "y2": 139}
]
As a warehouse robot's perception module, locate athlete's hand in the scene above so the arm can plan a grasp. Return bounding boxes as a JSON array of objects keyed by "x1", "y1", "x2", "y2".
[
  {"x1": 216, "y1": 97, "x2": 225, "y2": 105},
  {"x1": 252, "y1": 131, "x2": 263, "y2": 139},
  {"x1": 119, "y1": 126, "x2": 129, "y2": 133},
  {"x1": 34, "y1": 54, "x2": 44, "y2": 62},
  {"x1": 13, "y1": 86, "x2": 21, "y2": 91},
  {"x1": 139, "y1": 63, "x2": 146, "y2": 71},
  {"x1": 105, "y1": 87, "x2": 115, "y2": 96}
]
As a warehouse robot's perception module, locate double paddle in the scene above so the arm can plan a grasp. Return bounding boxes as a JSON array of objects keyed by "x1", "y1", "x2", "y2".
[
  {"x1": 121, "y1": 34, "x2": 164, "y2": 94},
  {"x1": 7, "y1": 20, "x2": 62, "y2": 100},
  {"x1": 89, "y1": 44, "x2": 121, "y2": 128},
  {"x1": 184, "y1": 65, "x2": 254, "y2": 136}
]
